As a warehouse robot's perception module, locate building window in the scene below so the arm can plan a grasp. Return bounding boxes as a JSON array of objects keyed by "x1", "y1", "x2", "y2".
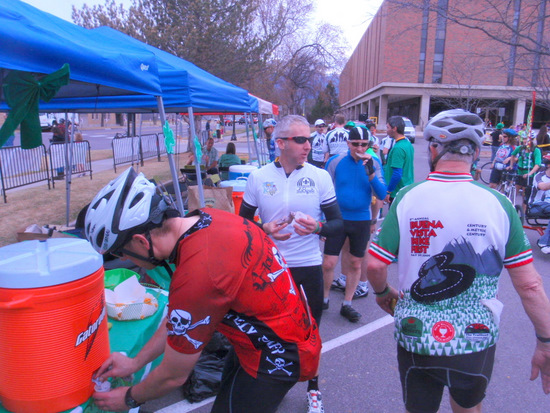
[
  {"x1": 418, "y1": 0, "x2": 430, "y2": 83},
  {"x1": 431, "y1": 0, "x2": 448, "y2": 84}
]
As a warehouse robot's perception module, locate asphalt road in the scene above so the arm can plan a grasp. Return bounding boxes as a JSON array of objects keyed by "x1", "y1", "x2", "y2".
[{"x1": 135, "y1": 138, "x2": 550, "y2": 413}]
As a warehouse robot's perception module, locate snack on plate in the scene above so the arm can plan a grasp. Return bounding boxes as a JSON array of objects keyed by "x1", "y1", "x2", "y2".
[{"x1": 105, "y1": 275, "x2": 159, "y2": 321}]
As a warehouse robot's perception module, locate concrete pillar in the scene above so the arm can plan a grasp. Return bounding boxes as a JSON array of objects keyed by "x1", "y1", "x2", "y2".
[
  {"x1": 368, "y1": 100, "x2": 376, "y2": 121},
  {"x1": 419, "y1": 94, "x2": 431, "y2": 130},
  {"x1": 513, "y1": 99, "x2": 526, "y2": 127},
  {"x1": 378, "y1": 95, "x2": 388, "y2": 128}
]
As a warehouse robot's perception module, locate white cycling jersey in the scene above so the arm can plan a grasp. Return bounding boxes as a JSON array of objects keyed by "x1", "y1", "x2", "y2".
[
  {"x1": 369, "y1": 172, "x2": 532, "y2": 356},
  {"x1": 243, "y1": 162, "x2": 336, "y2": 267},
  {"x1": 326, "y1": 127, "x2": 349, "y2": 156},
  {"x1": 310, "y1": 131, "x2": 328, "y2": 163}
]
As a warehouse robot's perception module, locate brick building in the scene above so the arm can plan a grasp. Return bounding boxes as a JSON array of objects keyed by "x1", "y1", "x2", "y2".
[{"x1": 339, "y1": 0, "x2": 549, "y2": 131}]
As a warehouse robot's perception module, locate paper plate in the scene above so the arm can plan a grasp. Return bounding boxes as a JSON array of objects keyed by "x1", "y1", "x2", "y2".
[{"x1": 105, "y1": 290, "x2": 159, "y2": 321}]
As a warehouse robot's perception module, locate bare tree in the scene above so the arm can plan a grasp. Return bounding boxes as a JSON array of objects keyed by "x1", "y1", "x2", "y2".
[
  {"x1": 72, "y1": 0, "x2": 347, "y2": 116},
  {"x1": 267, "y1": 23, "x2": 348, "y2": 114},
  {"x1": 73, "y1": 0, "x2": 313, "y2": 87}
]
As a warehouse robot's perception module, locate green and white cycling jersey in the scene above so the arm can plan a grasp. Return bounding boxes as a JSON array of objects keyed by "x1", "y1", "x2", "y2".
[{"x1": 369, "y1": 171, "x2": 533, "y2": 356}]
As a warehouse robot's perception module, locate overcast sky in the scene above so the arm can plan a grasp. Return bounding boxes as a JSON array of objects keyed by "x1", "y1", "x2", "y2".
[{"x1": 21, "y1": 0, "x2": 382, "y2": 54}]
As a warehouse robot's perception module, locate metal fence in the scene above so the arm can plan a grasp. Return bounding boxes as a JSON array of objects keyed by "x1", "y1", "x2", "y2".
[
  {"x1": 0, "y1": 145, "x2": 50, "y2": 203},
  {"x1": 48, "y1": 141, "x2": 93, "y2": 186},
  {"x1": 140, "y1": 133, "x2": 162, "y2": 162},
  {"x1": 112, "y1": 135, "x2": 141, "y2": 173},
  {"x1": 112, "y1": 133, "x2": 168, "y2": 172}
]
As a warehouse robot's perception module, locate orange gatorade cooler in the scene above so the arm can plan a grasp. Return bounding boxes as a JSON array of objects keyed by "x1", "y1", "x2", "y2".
[
  {"x1": 0, "y1": 238, "x2": 109, "y2": 413},
  {"x1": 220, "y1": 178, "x2": 248, "y2": 214}
]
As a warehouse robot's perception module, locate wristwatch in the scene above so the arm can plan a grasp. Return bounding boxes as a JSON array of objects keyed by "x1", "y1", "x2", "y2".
[{"x1": 125, "y1": 386, "x2": 143, "y2": 409}]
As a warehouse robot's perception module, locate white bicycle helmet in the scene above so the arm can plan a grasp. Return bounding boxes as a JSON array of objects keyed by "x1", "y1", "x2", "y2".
[
  {"x1": 424, "y1": 109, "x2": 485, "y2": 148},
  {"x1": 85, "y1": 167, "x2": 177, "y2": 255},
  {"x1": 263, "y1": 118, "x2": 277, "y2": 128}
]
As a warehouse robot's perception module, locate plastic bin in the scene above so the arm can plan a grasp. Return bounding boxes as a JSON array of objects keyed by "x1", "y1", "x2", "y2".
[
  {"x1": 219, "y1": 179, "x2": 248, "y2": 214},
  {"x1": 228, "y1": 164, "x2": 257, "y2": 180}
]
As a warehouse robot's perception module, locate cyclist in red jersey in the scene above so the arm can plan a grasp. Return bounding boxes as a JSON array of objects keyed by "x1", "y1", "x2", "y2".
[{"x1": 85, "y1": 168, "x2": 321, "y2": 413}]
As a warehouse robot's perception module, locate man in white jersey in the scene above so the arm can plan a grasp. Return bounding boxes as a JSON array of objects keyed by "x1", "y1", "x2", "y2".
[
  {"x1": 367, "y1": 109, "x2": 550, "y2": 413},
  {"x1": 325, "y1": 114, "x2": 349, "y2": 160},
  {"x1": 239, "y1": 114, "x2": 343, "y2": 413},
  {"x1": 309, "y1": 119, "x2": 328, "y2": 168}
]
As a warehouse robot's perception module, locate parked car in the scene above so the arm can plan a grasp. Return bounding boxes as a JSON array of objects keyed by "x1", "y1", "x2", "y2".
[
  {"x1": 237, "y1": 116, "x2": 246, "y2": 125},
  {"x1": 402, "y1": 117, "x2": 416, "y2": 143},
  {"x1": 39, "y1": 114, "x2": 52, "y2": 132},
  {"x1": 223, "y1": 117, "x2": 233, "y2": 126}
]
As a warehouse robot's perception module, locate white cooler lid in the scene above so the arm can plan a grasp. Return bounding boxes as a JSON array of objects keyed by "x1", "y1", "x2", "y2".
[
  {"x1": 219, "y1": 180, "x2": 247, "y2": 191},
  {"x1": 228, "y1": 164, "x2": 257, "y2": 173},
  {"x1": 0, "y1": 238, "x2": 103, "y2": 288}
]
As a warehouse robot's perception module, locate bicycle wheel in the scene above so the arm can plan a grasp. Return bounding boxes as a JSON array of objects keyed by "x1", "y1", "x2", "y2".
[
  {"x1": 480, "y1": 162, "x2": 492, "y2": 184},
  {"x1": 507, "y1": 185, "x2": 516, "y2": 206}
]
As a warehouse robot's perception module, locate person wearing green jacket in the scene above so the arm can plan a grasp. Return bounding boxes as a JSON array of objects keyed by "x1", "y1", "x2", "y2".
[
  {"x1": 218, "y1": 142, "x2": 241, "y2": 180},
  {"x1": 510, "y1": 135, "x2": 541, "y2": 203}
]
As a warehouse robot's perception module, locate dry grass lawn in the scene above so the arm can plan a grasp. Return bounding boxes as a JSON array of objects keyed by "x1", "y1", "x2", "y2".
[{"x1": 0, "y1": 151, "x2": 193, "y2": 247}]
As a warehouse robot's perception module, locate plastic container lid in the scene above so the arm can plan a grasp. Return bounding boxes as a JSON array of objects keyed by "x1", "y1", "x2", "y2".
[
  {"x1": 0, "y1": 238, "x2": 103, "y2": 288},
  {"x1": 219, "y1": 179, "x2": 248, "y2": 192},
  {"x1": 229, "y1": 164, "x2": 257, "y2": 173}
]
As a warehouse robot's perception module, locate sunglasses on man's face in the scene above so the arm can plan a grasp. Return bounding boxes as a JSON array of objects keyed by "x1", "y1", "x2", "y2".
[
  {"x1": 280, "y1": 136, "x2": 310, "y2": 144},
  {"x1": 316, "y1": 124, "x2": 326, "y2": 128},
  {"x1": 350, "y1": 141, "x2": 369, "y2": 147}
]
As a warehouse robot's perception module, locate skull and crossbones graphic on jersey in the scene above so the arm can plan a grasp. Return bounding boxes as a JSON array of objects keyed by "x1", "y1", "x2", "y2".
[
  {"x1": 271, "y1": 247, "x2": 296, "y2": 295},
  {"x1": 168, "y1": 309, "x2": 210, "y2": 349},
  {"x1": 266, "y1": 356, "x2": 294, "y2": 376}
]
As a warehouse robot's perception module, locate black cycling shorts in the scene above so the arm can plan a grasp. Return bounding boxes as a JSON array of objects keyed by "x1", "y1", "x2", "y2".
[
  {"x1": 489, "y1": 167, "x2": 504, "y2": 184},
  {"x1": 211, "y1": 350, "x2": 295, "y2": 413},
  {"x1": 397, "y1": 344, "x2": 496, "y2": 413},
  {"x1": 324, "y1": 219, "x2": 371, "y2": 258},
  {"x1": 289, "y1": 265, "x2": 323, "y2": 325}
]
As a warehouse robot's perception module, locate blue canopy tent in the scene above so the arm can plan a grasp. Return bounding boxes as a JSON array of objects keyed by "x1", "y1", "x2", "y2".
[
  {"x1": 38, "y1": 26, "x2": 256, "y2": 207},
  {"x1": 0, "y1": 1, "x2": 162, "y2": 102},
  {"x1": 40, "y1": 26, "x2": 253, "y2": 114},
  {"x1": 0, "y1": 0, "x2": 169, "y2": 222}
]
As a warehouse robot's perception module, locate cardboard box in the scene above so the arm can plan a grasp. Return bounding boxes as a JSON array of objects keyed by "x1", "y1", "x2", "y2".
[{"x1": 16, "y1": 225, "x2": 76, "y2": 243}]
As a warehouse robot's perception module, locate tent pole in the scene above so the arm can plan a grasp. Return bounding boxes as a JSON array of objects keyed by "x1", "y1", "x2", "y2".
[
  {"x1": 156, "y1": 96, "x2": 185, "y2": 215},
  {"x1": 231, "y1": 115, "x2": 237, "y2": 141},
  {"x1": 249, "y1": 114, "x2": 262, "y2": 167},
  {"x1": 245, "y1": 114, "x2": 252, "y2": 162},
  {"x1": 136, "y1": 113, "x2": 144, "y2": 172},
  {"x1": 187, "y1": 107, "x2": 205, "y2": 208},
  {"x1": 64, "y1": 110, "x2": 73, "y2": 227}
]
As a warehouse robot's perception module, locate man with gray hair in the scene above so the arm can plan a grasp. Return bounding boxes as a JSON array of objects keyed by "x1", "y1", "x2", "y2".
[
  {"x1": 240, "y1": 114, "x2": 343, "y2": 413},
  {"x1": 367, "y1": 109, "x2": 550, "y2": 413}
]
